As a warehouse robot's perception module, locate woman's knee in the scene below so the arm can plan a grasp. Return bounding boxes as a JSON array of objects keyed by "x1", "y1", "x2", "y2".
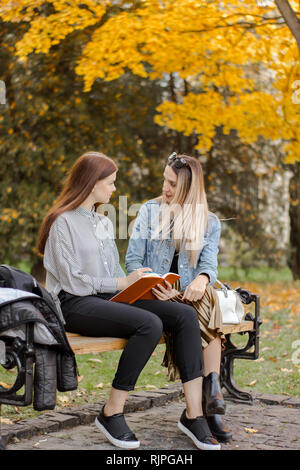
[
  {"x1": 148, "y1": 315, "x2": 164, "y2": 341},
  {"x1": 137, "y1": 312, "x2": 163, "y2": 342},
  {"x1": 172, "y1": 303, "x2": 199, "y2": 329}
]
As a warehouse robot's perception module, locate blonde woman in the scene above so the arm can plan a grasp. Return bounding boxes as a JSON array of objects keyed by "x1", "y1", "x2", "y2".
[{"x1": 125, "y1": 152, "x2": 232, "y2": 443}]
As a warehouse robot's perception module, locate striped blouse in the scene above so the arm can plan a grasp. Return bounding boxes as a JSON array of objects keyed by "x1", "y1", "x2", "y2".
[{"x1": 44, "y1": 206, "x2": 125, "y2": 296}]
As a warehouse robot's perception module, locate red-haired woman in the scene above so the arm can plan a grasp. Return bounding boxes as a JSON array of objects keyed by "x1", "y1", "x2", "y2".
[{"x1": 38, "y1": 151, "x2": 221, "y2": 451}]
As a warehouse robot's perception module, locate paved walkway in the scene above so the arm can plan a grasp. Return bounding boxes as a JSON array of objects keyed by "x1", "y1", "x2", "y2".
[{"x1": 1, "y1": 385, "x2": 299, "y2": 452}]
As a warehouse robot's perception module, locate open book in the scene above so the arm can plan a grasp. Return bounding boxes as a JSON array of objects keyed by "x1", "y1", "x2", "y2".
[{"x1": 110, "y1": 272, "x2": 181, "y2": 304}]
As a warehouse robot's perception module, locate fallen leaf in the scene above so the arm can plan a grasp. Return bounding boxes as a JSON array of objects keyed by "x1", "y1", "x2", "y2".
[
  {"x1": 58, "y1": 396, "x2": 69, "y2": 404},
  {"x1": 78, "y1": 375, "x2": 84, "y2": 382},
  {"x1": 247, "y1": 380, "x2": 257, "y2": 386},
  {"x1": 267, "y1": 381, "x2": 275, "y2": 388},
  {"x1": 0, "y1": 381, "x2": 11, "y2": 389},
  {"x1": 272, "y1": 322, "x2": 281, "y2": 332},
  {"x1": 95, "y1": 383, "x2": 103, "y2": 389},
  {"x1": 88, "y1": 358, "x2": 102, "y2": 363},
  {"x1": 0, "y1": 417, "x2": 13, "y2": 425},
  {"x1": 280, "y1": 368, "x2": 294, "y2": 373},
  {"x1": 244, "y1": 427, "x2": 259, "y2": 434},
  {"x1": 269, "y1": 355, "x2": 278, "y2": 362}
]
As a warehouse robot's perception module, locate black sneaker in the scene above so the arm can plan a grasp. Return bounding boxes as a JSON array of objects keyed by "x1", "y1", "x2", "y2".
[
  {"x1": 178, "y1": 409, "x2": 221, "y2": 450},
  {"x1": 95, "y1": 406, "x2": 140, "y2": 449}
]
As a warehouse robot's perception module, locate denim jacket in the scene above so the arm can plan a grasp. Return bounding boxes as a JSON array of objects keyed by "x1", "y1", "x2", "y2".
[{"x1": 125, "y1": 199, "x2": 221, "y2": 290}]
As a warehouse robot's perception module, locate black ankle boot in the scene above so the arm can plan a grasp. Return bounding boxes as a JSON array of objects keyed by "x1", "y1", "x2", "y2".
[
  {"x1": 203, "y1": 372, "x2": 226, "y2": 415},
  {"x1": 206, "y1": 415, "x2": 232, "y2": 443}
]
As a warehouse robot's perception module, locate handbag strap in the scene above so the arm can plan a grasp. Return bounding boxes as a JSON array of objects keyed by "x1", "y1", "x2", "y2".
[
  {"x1": 216, "y1": 279, "x2": 244, "y2": 306},
  {"x1": 215, "y1": 279, "x2": 227, "y2": 290},
  {"x1": 215, "y1": 279, "x2": 232, "y2": 297},
  {"x1": 216, "y1": 279, "x2": 228, "y2": 293}
]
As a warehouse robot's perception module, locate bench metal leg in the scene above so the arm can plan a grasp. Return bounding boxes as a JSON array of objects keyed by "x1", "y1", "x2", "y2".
[
  {"x1": 220, "y1": 294, "x2": 261, "y2": 405},
  {"x1": 221, "y1": 331, "x2": 256, "y2": 404}
]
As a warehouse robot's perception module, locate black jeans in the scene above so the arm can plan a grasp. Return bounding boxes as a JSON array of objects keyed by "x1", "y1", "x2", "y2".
[{"x1": 59, "y1": 291, "x2": 203, "y2": 391}]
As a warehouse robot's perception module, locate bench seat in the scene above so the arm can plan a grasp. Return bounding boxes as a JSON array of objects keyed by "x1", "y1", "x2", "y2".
[
  {"x1": 66, "y1": 320, "x2": 254, "y2": 354},
  {"x1": 66, "y1": 317, "x2": 259, "y2": 405}
]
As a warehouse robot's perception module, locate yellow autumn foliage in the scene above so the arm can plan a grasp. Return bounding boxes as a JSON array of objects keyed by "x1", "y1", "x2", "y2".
[{"x1": 0, "y1": 0, "x2": 299, "y2": 161}]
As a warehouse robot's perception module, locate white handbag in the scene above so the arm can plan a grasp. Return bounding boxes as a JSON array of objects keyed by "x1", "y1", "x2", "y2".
[{"x1": 215, "y1": 280, "x2": 244, "y2": 324}]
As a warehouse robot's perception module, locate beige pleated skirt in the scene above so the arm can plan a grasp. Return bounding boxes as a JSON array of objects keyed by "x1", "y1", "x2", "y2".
[{"x1": 162, "y1": 280, "x2": 226, "y2": 381}]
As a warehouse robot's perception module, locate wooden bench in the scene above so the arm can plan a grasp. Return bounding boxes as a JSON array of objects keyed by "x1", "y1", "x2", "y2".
[
  {"x1": 67, "y1": 321, "x2": 254, "y2": 354},
  {"x1": 0, "y1": 288, "x2": 261, "y2": 408},
  {"x1": 67, "y1": 286, "x2": 261, "y2": 405}
]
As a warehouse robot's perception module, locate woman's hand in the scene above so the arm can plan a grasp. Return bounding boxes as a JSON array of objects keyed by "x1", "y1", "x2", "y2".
[
  {"x1": 151, "y1": 280, "x2": 180, "y2": 301},
  {"x1": 118, "y1": 268, "x2": 152, "y2": 290},
  {"x1": 182, "y1": 274, "x2": 209, "y2": 302}
]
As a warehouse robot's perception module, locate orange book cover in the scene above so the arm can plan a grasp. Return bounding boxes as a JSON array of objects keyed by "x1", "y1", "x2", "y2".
[{"x1": 110, "y1": 272, "x2": 181, "y2": 304}]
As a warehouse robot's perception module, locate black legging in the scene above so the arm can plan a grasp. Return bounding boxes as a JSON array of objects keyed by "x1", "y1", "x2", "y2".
[{"x1": 59, "y1": 291, "x2": 203, "y2": 391}]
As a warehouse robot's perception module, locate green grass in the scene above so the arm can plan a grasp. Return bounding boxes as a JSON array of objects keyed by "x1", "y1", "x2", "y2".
[
  {"x1": 218, "y1": 265, "x2": 293, "y2": 283},
  {"x1": 13, "y1": 260, "x2": 294, "y2": 284},
  {"x1": 230, "y1": 307, "x2": 300, "y2": 397}
]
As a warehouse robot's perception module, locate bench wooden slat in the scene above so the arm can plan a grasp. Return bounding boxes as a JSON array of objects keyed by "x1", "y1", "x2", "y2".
[
  {"x1": 223, "y1": 320, "x2": 254, "y2": 335},
  {"x1": 67, "y1": 320, "x2": 254, "y2": 355}
]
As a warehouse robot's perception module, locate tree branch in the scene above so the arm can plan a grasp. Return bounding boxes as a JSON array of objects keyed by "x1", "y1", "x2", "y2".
[{"x1": 275, "y1": 0, "x2": 300, "y2": 53}]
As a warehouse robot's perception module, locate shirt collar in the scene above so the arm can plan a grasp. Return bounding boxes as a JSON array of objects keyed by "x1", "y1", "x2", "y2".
[{"x1": 76, "y1": 206, "x2": 96, "y2": 220}]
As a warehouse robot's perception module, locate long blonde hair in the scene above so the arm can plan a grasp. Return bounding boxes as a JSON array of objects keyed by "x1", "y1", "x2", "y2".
[{"x1": 153, "y1": 155, "x2": 208, "y2": 267}]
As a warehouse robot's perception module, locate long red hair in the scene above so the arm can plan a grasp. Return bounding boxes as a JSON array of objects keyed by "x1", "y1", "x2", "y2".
[{"x1": 37, "y1": 151, "x2": 117, "y2": 254}]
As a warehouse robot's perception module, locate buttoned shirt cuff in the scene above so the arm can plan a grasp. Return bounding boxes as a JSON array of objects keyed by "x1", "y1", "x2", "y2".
[
  {"x1": 96, "y1": 277, "x2": 118, "y2": 294},
  {"x1": 125, "y1": 262, "x2": 142, "y2": 274}
]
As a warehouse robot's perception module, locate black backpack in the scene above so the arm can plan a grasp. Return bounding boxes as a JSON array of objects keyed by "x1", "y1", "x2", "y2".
[
  {"x1": 0, "y1": 264, "x2": 51, "y2": 302},
  {"x1": 0, "y1": 264, "x2": 78, "y2": 405},
  {"x1": 0, "y1": 263, "x2": 75, "y2": 349},
  {"x1": 0, "y1": 263, "x2": 69, "y2": 325}
]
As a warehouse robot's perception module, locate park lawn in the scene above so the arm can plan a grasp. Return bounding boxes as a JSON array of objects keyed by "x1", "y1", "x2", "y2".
[
  {"x1": 230, "y1": 280, "x2": 300, "y2": 397},
  {"x1": 0, "y1": 277, "x2": 299, "y2": 423}
]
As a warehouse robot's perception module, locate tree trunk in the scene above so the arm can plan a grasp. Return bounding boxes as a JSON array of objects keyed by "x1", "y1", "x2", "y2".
[
  {"x1": 275, "y1": 0, "x2": 300, "y2": 54},
  {"x1": 288, "y1": 162, "x2": 300, "y2": 279}
]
